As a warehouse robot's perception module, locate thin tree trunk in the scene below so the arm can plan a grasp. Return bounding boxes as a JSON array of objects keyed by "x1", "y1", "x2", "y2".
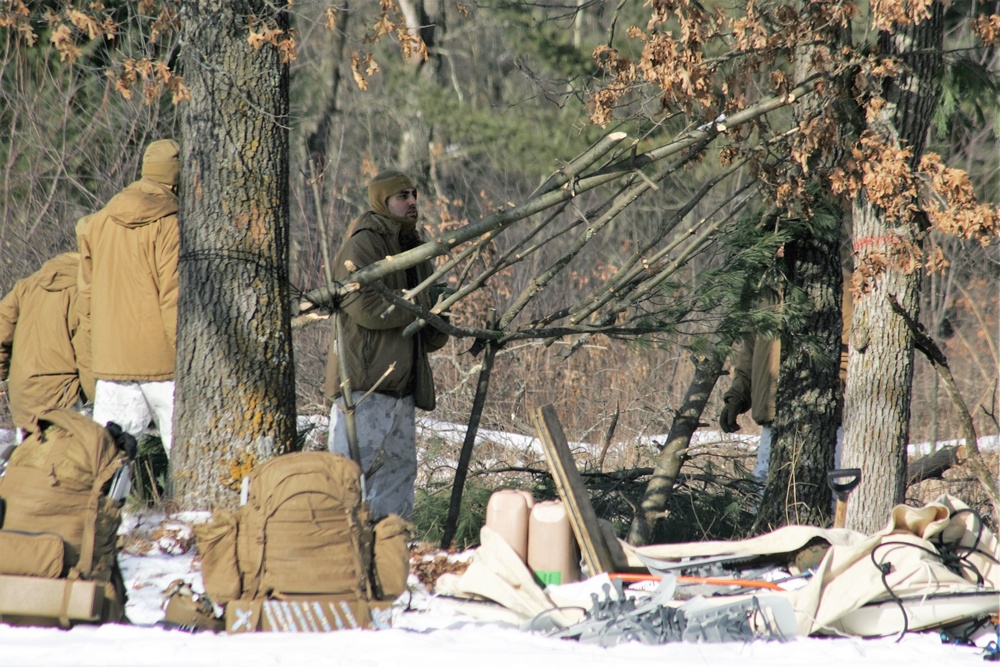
[
  {"x1": 173, "y1": 0, "x2": 297, "y2": 511},
  {"x1": 396, "y1": 0, "x2": 445, "y2": 182},
  {"x1": 291, "y1": 1, "x2": 349, "y2": 282},
  {"x1": 754, "y1": 5, "x2": 850, "y2": 531},
  {"x1": 755, "y1": 230, "x2": 842, "y2": 530},
  {"x1": 440, "y1": 341, "x2": 497, "y2": 549},
  {"x1": 891, "y1": 298, "x2": 1000, "y2": 525},
  {"x1": 626, "y1": 346, "x2": 729, "y2": 546}
]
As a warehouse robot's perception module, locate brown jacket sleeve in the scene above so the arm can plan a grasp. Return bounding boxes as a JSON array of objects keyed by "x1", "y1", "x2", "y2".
[
  {"x1": 156, "y1": 213, "x2": 180, "y2": 350},
  {"x1": 0, "y1": 285, "x2": 20, "y2": 380},
  {"x1": 336, "y1": 229, "x2": 418, "y2": 331},
  {"x1": 76, "y1": 219, "x2": 95, "y2": 399}
]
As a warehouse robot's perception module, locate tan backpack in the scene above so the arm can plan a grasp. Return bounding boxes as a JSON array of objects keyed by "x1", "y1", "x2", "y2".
[
  {"x1": 196, "y1": 451, "x2": 411, "y2": 609},
  {"x1": 0, "y1": 408, "x2": 129, "y2": 624}
]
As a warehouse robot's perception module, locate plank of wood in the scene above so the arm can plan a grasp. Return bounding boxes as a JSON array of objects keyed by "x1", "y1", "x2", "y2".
[{"x1": 532, "y1": 404, "x2": 616, "y2": 576}]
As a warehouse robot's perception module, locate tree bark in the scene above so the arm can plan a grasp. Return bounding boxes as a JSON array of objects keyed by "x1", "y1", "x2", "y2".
[
  {"x1": 290, "y1": 1, "x2": 350, "y2": 284},
  {"x1": 173, "y1": 0, "x2": 298, "y2": 511},
  {"x1": 753, "y1": 4, "x2": 851, "y2": 532},
  {"x1": 906, "y1": 444, "x2": 964, "y2": 485},
  {"x1": 397, "y1": 0, "x2": 446, "y2": 183},
  {"x1": 842, "y1": 4, "x2": 944, "y2": 533},
  {"x1": 755, "y1": 230, "x2": 843, "y2": 530}
]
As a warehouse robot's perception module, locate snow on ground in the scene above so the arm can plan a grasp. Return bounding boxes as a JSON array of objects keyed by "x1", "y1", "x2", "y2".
[
  {"x1": 1, "y1": 615, "x2": 993, "y2": 667},
  {"x1": 416, "y1": 418, "x2": 1000, "y2": 458},
  {"x1": 2, "y1": 424, "x2": 998, "y2": 665},
  {"x1": 2, "y1": 509, "x2": 997, "y2": 667}
]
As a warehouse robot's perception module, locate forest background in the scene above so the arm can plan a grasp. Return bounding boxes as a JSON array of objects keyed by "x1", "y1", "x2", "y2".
[{"x1": 0, "y1": 0, "x2": 997, "y2": 547}]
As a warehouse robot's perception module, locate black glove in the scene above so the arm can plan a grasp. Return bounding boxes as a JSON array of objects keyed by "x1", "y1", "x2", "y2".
[
  {"x1": 105, "y1": 422, "x2": 138, "y2": 461},
  {"x1": 719, "y1": 402, "x2": 741, "y2": 434}
]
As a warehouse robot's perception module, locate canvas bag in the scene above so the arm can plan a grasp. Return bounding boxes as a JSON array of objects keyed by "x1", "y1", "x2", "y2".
[
  {"x1": 371, "y1": 513, "x2": 412, "y2": 599},
  {"x1": 238, "y1": 451, "x2": 374, "y2": 601},
  {"x1": 196, "y1": 451, "x2": 412, "y2": 607},
  {"x1": 194, "y1": 509, "x2": 242, "y2": 605},
  {"x1": 0, "y1": 408, "x2": 128, "y2": 623}
]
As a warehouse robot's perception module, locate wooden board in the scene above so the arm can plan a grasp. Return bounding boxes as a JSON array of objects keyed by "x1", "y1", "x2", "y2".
[{"x1": 532, "y1": 404, "x2": 616, "y2": 576}]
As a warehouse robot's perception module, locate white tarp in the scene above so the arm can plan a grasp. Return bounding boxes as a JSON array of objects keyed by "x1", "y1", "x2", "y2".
[
  {"x1": 629, "y1": 495, "x2": 998, "y2": 636},
  {"x1": 442, "y1": 495, "x2": 998, "y2": 638}
]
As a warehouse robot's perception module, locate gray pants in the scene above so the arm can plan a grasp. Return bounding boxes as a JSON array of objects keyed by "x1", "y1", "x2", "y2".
[{"x1": 328, "y1": 392, "x2": 417, "y2": 520}]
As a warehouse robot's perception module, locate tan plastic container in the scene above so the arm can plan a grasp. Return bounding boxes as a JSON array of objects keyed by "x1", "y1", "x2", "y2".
[
  {"x1": 485, "y1": 489, "x2": 534, "y2": 563},
  {"x1": 527, "y1": 500, "x2": 580, "y2": 586}
]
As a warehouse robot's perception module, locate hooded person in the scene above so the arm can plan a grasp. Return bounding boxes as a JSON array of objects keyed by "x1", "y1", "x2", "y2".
[
  {"x1": 77, "y1": 139, "x2": 180, "y2": 458},
  {"x1": 324, "y1": 169, "x2": 450, "y2": 520},
  {"x1": 0, "y1": 252, "x2": 90, "y2": 443}
]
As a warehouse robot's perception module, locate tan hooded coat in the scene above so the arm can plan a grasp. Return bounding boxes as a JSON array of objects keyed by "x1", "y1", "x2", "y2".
[
  {"x1": 0, "y1": 252, "x2": 88, "y2": 431},
  {"x1": 77, "y1": 178, "x2": 179, "y2": 384},
  {"x1": 723, "y1": 279, "x2": 853, "y2": 425}
]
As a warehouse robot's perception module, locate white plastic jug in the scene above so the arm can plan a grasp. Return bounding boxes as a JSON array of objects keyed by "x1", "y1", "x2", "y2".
[
  {"x1": 484, "y1": 489, "x2": 534, "y2": 562},
  {"x1": 527, "y1": 500, "x2": 580, "y2": 586}
]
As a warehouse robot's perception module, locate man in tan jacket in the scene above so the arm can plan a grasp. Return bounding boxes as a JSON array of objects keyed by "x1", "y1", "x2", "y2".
[
  {"x1": 0, "y1": 252, "x2": 90, "y2": 444},
  {"x1": 720, "y1": 276, "x2": 852, "y2": 479},
  {"x1": 324, "y1": 169, "x2": 449, "y2": 520},
  {"x1": 77, "y1": 139, "x2": 180, "y2": 456}
]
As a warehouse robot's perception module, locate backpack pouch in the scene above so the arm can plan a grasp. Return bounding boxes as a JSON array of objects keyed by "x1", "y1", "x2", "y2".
[
  {"x1": 0, "y1": 530, "x2": 65, "y2": 578},
  {"x1": 193, "y1": 510, "x2": 241, "y2": 606},
  {"x1": 372, "y1": 514, "x2": 413, "y2": 600}
]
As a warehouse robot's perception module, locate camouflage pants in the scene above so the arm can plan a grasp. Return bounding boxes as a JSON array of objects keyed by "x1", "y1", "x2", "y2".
[
  {"x1": 93, "y1": 379, "x2": 174, "y2": 456},
  {"x1": 753, "y1": 425, "x2": 772, "y2": 480},
  {"x1": 328, "y1": 392, "x2": 417, "y2": 520}
]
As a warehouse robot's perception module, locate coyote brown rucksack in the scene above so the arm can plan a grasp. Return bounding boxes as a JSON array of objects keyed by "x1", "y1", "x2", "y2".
[
  {"x1": 0, "y1": 408, "x2": 129, "y2": 624},
  {"x1": 196, "y1": 450, "x2": 411, "y2": 609}
]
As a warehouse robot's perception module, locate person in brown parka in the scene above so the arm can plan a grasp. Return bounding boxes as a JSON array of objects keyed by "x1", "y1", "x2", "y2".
[
  {"x1": 0, "y1": 252, "x2": 90, "y2": 444},
  {"x1": 77, "y1": 139, "x2": 180, "y2": 457},
  {"x1": 324, "y1": 169, "x2": 450, "y2": 520}
]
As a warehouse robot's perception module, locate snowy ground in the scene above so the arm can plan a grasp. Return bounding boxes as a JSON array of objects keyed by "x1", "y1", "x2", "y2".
[
  {"x1": 2, "y1": 512, "x2": 997, "y2": 667},
  {"x1": 2, "y1": 425, "x2": 997, "y2": 665}
]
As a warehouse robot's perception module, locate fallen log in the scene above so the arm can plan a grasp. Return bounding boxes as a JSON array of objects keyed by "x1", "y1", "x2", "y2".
[{"x1": 906, "y1": 444, "x2": 966, "y2": 486}]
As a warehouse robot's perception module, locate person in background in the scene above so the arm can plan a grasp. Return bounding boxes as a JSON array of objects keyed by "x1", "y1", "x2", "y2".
[
  {"x1": 719, "y1": 270, "x2": 852, "y2": 479},
  {"x1": 324, "y1": 169, "x2": 450, "y2": 520},
  {"x1": 77, "y1": 139, "x2": 180, "y2": 457},
  {"x1": 719, "y1": 321, "x2": 780, "y2": 480},
  {"x1": 0, "y1": 252, "x2": 90, "y2": 444}
]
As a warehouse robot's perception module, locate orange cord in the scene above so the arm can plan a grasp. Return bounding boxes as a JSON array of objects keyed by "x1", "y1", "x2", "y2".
[{"x1": 610, "y1": 572, "x2": 784, "y2": 591}]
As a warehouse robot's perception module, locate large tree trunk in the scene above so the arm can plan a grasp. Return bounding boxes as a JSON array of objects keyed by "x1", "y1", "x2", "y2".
[
  {"x1": 842, "y1": 4, "x2": 944, "y2": 534},
  {"x1": 755, "y1": 228, "x2": 843, "y2": 530},
  {"x1": 173, "y1": 0, "x2": 298, "y2": 510},
  {"x1": 754, "y1": 6, "x2": 849, "y2": 531}
]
